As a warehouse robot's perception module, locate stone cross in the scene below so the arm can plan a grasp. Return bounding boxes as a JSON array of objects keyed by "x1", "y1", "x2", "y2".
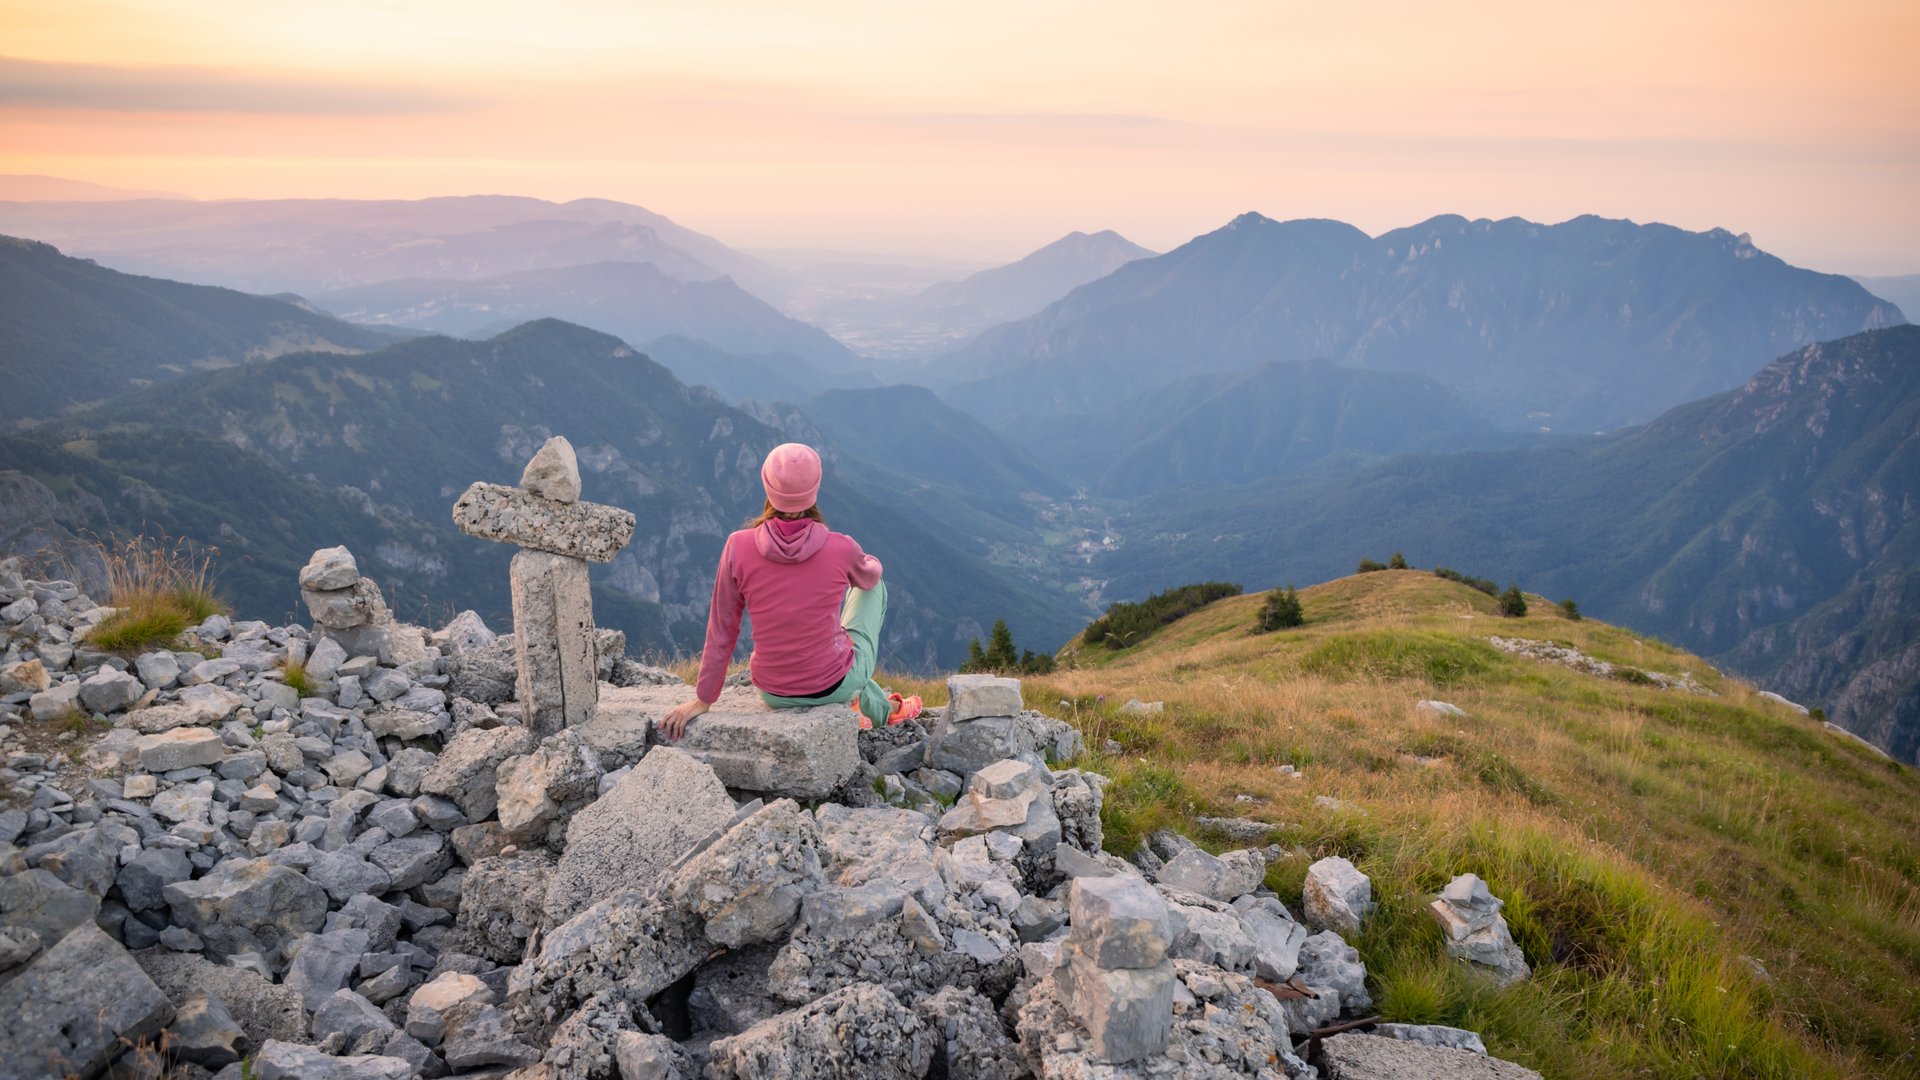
[{"x1": 452, "y1": 436, "x2": 636, "y2": 737}]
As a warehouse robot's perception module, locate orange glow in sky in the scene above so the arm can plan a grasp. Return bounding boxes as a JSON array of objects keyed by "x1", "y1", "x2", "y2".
[{"x1": 1, "y1": 0, "x2": 1916, "y2": 269}]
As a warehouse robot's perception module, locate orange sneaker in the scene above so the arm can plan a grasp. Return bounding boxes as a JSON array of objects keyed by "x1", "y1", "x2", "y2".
[
  {"x1": 886, "y1": 693, "x2": 923, "y2": 725},
  {"x1": 850, "y1": 697, "x2": 874, "y2": 730}
]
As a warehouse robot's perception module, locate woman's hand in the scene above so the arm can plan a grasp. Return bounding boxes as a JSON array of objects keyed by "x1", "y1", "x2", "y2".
[{"x1": 659, "y1": 698, "x2": 711, "y2": 742}]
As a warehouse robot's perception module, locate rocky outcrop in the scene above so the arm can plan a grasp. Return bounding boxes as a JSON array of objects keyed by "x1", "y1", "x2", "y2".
[{"x1": 0, "y1": 557, "x2": 1536, "y2": 1078}]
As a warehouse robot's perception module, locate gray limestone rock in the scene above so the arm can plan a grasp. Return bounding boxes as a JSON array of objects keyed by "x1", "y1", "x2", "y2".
[
  {"x1": 496, "y1": 728, "x2": 603, "y2": 842},
  {"x1": 1231, "y1": 894, "x2": 1308, "y2": 982},
  {"x1": 0, "y1": 923, "x2": 174, "y2": 1079},
  {"x1": 1429, "y1": 873, "x2": 1531, "y2": 986},
  {"x1": 300, "y1": 547, "x2": 362, "y2": 592},
  {"x1": 1375, "y1": 1023, "x2": 1490, "y2": 1055},
  {"x1": 311, "y1": 988, "x2": 398, "y2": 1050},
  {"x1": 512, "y1": 548, "x2": 600, "y2": 737},
  {"x1": 927, "y1": 714, "x2": 1036, "y2": 779},
  {"x1": 456, "y1": 850, "x2": 556, "y2": 963},
  {"x1": 1068, "y1": 873, "x2": 1172, "y2": 971},
  {"x1": 666, "y1": 798, "x2": 826, "y2": 949},
  {"x1": 118, "y1": 846, "x2": 194, "y2": 912},
  {"x1": 136, "y1": 948, "x2": 308, "y2": 1048},
  {"x1": 419, "y1": 725, "x2": 536, "y2": 821},
  {"x1": 1319, "y1": 1032, "x2": 1543, "y2": 1079},
  {"x1": 609, "y1": 683, "x2": 861, "y2": 800},
  {"x1": 521, "y1": 436, "x2": 583, "y2": 503},
  {"x1": 544, "y1": 746, "x2": 737, "y2": 925},
  {"x1": 407, "y1": 970, "x2": 495, "y2": 1044},
  {"x1": 441, "y1": 1000, "x2": 542, "y2": 1068},
  {"x1": 286, "y1": 928, "x2": 372, "y2": 1012},
  {"x1": 304, "y1": 577, "x2": 390, "y2": 630},
  {"x1": 704, "y1": 982, "x2": 935, "y2": 1080},
  {"x1": 615, "y1": 1031, "x2": 698, "y2": 1080},
  {"x1": 166, "y1": 991, "x2": 249, "y2": 1070},
  {"x1": 912, "y1": 986, "x2": 1027, "y2": 1080},
  {"x1": 162, "y1": 858, "x2": 329, "y2": 963},
  {"x1": 80, "y1": 666, "x2": 144, "y2": 712},
  {"x1": 512, "y1": 887, "x2": 708, "y2": 1035},
  {"x1": 136, "y1": 727, "x2": 227, "y2": 771},
  {"x1": 451, "y1": 481, "x2": 636, "y2": 563},
  {"x1": 370, "y1": 833, "x2": 451, "y2": 892},
  {"x1": 29, "y1": 679, "x2": 83, "y2": 721},
  {"x1": 946, "y1": 674, "x2": 1024, "y2": 722},
  {"x1": 251, "y1": 1040, "x2": 416, "y2": 1080},
  {"x1": 1166, "y1": 895, "x2": 1259, "y2": 973},
  {"x1": 1155, "y1": 846, "x2": 1267, "y2": 903},
  {"x1": 1302, "y1": 855, "x2": 1374, "y2": 935},
  {"x1": 1298, "y1": 929, "x2": 1372, "y2": 1012}
]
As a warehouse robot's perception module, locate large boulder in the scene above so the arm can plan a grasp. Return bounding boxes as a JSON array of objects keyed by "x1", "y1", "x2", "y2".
[
  {"x1": 419, "y1": 725, "x2": 536, "y2": 821},
  {"x1": 601, "y1": 683, "x2": 860, "y2": 800},
  {"x1": 0, "y1": 924, "x2": 174, "y2": 1078},
  {"x1": 162, "y1": 858, "x2": 329, "y2": 963},
  {"x1": 137, "y1": 948, "x2": 308, "y2": 1049},
  {"x1": 543, "y1": 746, "x2": 735, "y2": 925}
]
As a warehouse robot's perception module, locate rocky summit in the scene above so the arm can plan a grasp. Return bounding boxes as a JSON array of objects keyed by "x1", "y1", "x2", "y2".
[{"x1": 0, "y1": 553, "x2": 1540, "y2": 1079}]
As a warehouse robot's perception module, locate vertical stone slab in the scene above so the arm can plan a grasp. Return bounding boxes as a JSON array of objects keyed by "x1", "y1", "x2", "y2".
[{"x1": 511, "y1": 550, "x2": 599, "y2": 737}]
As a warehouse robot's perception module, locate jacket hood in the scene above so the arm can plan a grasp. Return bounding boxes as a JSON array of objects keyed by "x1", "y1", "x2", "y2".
[{"x1": 754, "y1": 518, "x2": 828, "y2": 563}]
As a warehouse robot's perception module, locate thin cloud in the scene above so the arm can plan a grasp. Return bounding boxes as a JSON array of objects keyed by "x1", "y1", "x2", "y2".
[{"x1": 0, "y1": 56, "x2": 476, "y2": 115}]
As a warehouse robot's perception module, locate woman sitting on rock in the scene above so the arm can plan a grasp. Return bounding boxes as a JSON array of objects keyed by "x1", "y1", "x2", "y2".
[{"x1": 660, "y1": 442, "x2": 919, "y2": 740}]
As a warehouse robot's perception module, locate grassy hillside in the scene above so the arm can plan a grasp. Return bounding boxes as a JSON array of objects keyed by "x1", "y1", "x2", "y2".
[{"x1": 888, "y1": 571, "x2": 1920, "y2": 1077}]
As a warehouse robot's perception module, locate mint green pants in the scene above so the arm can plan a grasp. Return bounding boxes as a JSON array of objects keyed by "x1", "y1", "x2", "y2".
[{"x1": 759, "y1": 580, "x2": 890, "y2": 724}]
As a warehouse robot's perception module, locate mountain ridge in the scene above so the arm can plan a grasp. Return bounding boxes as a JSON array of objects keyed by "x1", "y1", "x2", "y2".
[{"x1": 944, "y1": 212, "x2": 1904, "y2": 432}]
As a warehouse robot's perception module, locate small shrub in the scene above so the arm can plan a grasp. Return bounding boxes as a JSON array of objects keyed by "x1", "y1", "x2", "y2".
[
  {"x1": 1498, "y1": 584, "x2": 1528, "y2": 618},
  {"x1": 1083, "y1": 582, "x2": 1242, "y2": 649},
  {"x1": 1388, "y1": 551, "x2": 1409, "y2": 570},
  {"x1": 1357, "y1": 558, "x2": 1389, "y2": 573},
  {"x1": 282, "y1": 660, "x2": 315, "y2": 698},
  {"x1": 1559, "y1": 598, "x2": 1581, "y2": 620},
  {"x1": 1256, "y1": 585, "x2": 1304, "y2": 632},
  {"x1": 1809, "y1": 706, "x2": 1827, "y2": 723},
  {"x1": 1432, "y1": 566, "x2": 1499, "y2": 596}
]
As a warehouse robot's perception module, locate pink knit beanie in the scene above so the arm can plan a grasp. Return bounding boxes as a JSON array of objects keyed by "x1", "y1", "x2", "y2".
[{"x1": 761, "y1": 443, "x2": 822, "y2": 512}]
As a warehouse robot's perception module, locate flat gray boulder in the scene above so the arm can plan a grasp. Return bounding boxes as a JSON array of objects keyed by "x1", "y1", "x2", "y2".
[
  {"x1": 604, "y1": 683, "x2": 860, "y2": 800},
  {"x1": 544, "y1": 746, "x2": 735, "y2": 924},
  {"x1": 0, "y1": 924, "x2": 174, "y2": 1078},
  {"x1": 1320, "y1": 1032, "x2": 1542, "y2": 1079}
]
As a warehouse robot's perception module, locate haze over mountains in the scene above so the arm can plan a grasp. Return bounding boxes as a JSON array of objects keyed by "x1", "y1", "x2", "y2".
[
  {"x1": 945, "y1": 213, "x2": 1903, "y2": 432},
  {"x1": 1, "y1": 189, "x2": 1916, "y2": 761}
]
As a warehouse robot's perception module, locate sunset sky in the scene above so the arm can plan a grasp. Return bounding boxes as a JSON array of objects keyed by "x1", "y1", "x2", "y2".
[{"x1": 1, "y1": 0, "x2": 1915, "y2": 270}]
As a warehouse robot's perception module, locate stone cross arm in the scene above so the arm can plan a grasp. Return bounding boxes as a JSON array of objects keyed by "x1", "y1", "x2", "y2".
[{"x1": 452, "y1": 482, "x2": 636, "y2": 563}]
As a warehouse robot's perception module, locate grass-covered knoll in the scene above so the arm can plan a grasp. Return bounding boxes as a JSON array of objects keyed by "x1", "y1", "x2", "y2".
[{"x1": 884, "y1": 570, "x2": 1920, "y2": 1078}]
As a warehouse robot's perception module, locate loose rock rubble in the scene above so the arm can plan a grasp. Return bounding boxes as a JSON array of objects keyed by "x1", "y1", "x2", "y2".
[
  {"x1": 1488, "y1": 636, "x2": 1712, "y2": 695},
  {"x1": 0, "y1": 551, "x2": 1540, "y2": 1079}
]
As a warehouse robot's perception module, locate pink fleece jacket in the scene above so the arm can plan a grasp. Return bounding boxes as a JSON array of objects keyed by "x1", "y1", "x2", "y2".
[{"x1": 695, "y1": 518, "x2": 883, "y2": 704}]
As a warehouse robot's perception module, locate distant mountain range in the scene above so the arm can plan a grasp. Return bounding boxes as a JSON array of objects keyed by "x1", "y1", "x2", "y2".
[
  {"x1": 0, "y1": 194, "x2": 790, "y2": 300},
  {"x1": 1092, "y1": 327, "x2": 1920, "y2": 763},
  {"x1": 1855, "y1": 274, "x2": 1920, "y2": 327},
  {"x1": 312, "y1": 260, "x2": 859, "y2": 370},
  {"x1": 0, "y1": 235, "x2": 396, "y2": 423},
  {"x1": 945, "y1": 213, "x2": 1905, "y2": 433}
]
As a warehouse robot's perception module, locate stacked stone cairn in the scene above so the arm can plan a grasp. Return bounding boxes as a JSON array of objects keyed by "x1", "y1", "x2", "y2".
[
  {"x1": 1427, "y1": 873, "x2": 1531, "y2": 987},
  {"x1": 0, "y1": 452, "x2": 1540, "y2": 1078}
]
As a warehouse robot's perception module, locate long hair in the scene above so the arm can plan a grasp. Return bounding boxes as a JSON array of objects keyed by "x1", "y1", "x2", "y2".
[{"x1": 745, "y1": 499, "x2": 826, "y2": 528}]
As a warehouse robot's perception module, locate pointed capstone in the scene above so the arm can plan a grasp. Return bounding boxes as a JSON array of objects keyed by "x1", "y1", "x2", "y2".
[{"x1": 521, "y1": 436, "x2": 582, "y2": 504}]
